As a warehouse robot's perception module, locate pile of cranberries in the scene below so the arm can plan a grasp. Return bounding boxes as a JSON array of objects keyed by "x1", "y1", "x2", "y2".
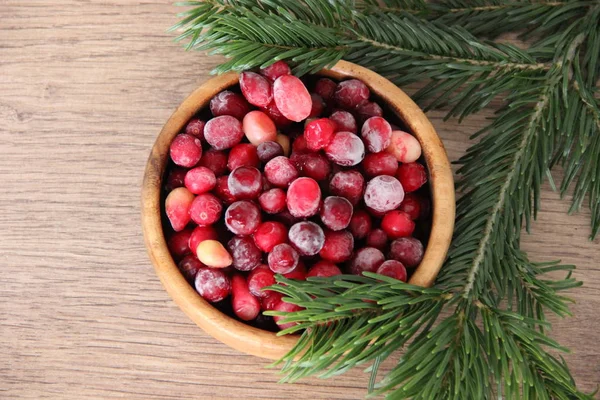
[{"x1": 163, "y1": 61, "x2": 430, "y2": 331}]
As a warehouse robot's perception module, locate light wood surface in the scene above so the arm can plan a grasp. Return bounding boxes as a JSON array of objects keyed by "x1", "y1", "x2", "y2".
[{"x1": 1, "y1": 2, "x2": 598, "y2": 399}]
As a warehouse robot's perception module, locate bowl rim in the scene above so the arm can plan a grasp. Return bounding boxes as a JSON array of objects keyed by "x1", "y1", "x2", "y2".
[{"x1": 141, "y1": 60, "x2": 455, "y2": 360}]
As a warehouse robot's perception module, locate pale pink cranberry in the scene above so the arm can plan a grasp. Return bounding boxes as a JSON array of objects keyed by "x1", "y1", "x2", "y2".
[
  {"x1": 195, "y1": 267, "x2": 231, "y2": 302},
  {"x1": 253, "y1": 221, "x2": 288, "y2": 252},
  {"x1": 309, "y1": 94, "x2": 325, "y2": 118},
  {"x1": 227, "y1": 143, "x2": 259, "y2": 171},
  {"x1": 260, "y1": 60, "x2": 291, "y2": 81},
  {"x1": 231, "y1": 274, "x2": 261, "y2": 321},
  {"x1": 224, "y1": 200, "x2": 262, "y2": 235},
  {"x1": 376, "y1": 260, "x2": 407, "y2": 282},
  {"x1": 283, "y1": 262, "x2": 307, "y2": 280},
  {"x1": 170, "y1": 134, "x2": 202, "y2": 168},
  {"x1": 329, "y1": 110, "x2": 357, "y2": 133},
  {"x1": 293, "y1": 152, "x2": 332, "y2": 181},
  {"x1": 399, "y1": 193, "x2": 421, "y2": 220},
  {"x1": 262, "y1": 101, "x2": 292, "y2": 128},
  {"x1": 165, "y1": 187, "x2": 194, "y2": 231},
  {"x1": 396, "y1": 162, "x2": 427, "y2": 192},
  {"x1": 356, "y1": 101, "x2": 383, "y2": 122},
  {"x1": 304, "y1": 118, "x2": 336, "y2": 151},
  {"x1": 258, "y1": 188, "x2": 286, "y2": 214},
  {"x1": 349, "y1": 210, "x2": 372, "y2": 239},
  {"x1": 242, "y1": 110, "x2": 277, "y2": 146},
  {"x1": 268, "y1": 243, "x2": 299, "y2": 274},
  {"x1": 361, "y1": 117, "x2": 392, "y2": 153},
  {"x1": 273, "y1": 75, "x2": 312, "y2": 122},
  {"x1": 184, "y1": 166, "x2": 216, "y2": 194},
  {"x1": 349, "y1": 247, "x2": 385, "y2": 276},
  {"x1": 198, "y1": 149, "x2": 228, "y2": 177},
  {"x1": 334, "y1": 79, "x2": 370, "y2": 109},
  {"x1": 188, "y1": 225, "x2": 218, "y2": 255},
  {"x1": 228, "y1": 235, "x2": 262, "y2": 271},
  {"x1": 329, "y1": 170, "x2": 365, "y2": 205},
  {"x1": 314, "y1": 78, "x2": 337, "y2": 102},
  {"x1": 264, "y1": 156, "x2": 298, "y2": 187},
  {"x1": 319, "y1": 229, "x2": 354, "y2": 263},
  {"x1": 387, "y1": 130, "x2": 422, "y2": 163},
  {"x1": 362, "y1": 152, "x2": 398, "y2": 177},
  {"x1": 178, "y1": 253, "x2": 205, "y2": 282},
  {"x1": 185, "y1": 118, "x2": 206, "y2": 140},
  {"x1": 167, "y1": 228, "x2": 194, "y2": 260},
  {"x1": 189, "y1": 193, "x2": 222, "y2": 226},
  {"x1": 228, "y1": 166, "x2": 262, "y2": 199},
  {"x1": 248, "y1": 265, "x2": 276, "y2": 298},
  {"x1": 389, "y1": 237, "x2": 424, "y2": 268},
  {"x1": 214, "y1": 175, "x2": 236, "y2": 204},
  {"x1": 276, "y1": 134, "x2": 291, "y2": 156},
  {"x1": 366, "y1": 229, "x2": 388, "y2": 250},
  {"x1": 286, "y1": 177, "x2": 321, "y2": 217},
  {"x1": 261, "y1": 291, "x2": 283, "y2": 311},
  {"x1": 381, "y1": 211, "x2": 415, "y2": 239},
  {"x1": 289, "y1": 221, "x2": 325, "y2": 256},
  {"x1": 364, "y1": 175, "x2": 405, "y2": 213},
  {"x1": 210, "y1": 90, "x2": 250, "y2": 119},
  {"x1": 204, "y1": 116, "x2": 244, "y2": 150},
  {"x1": 196, "y1": 240, "x2": 232, "y2": 268},
  {"x1": 291, "y1": 135, "x2": 308, "y2": 153},
  {"x1": 325, "y1": 132, "x2": 365, "y2": 166},
  {"x1": 166, "y1": 167, "x2": 187, "y2": 191},
  {"x1": 307, "y1": 261, "x2": 342, "y2": 278},
  {"x1": 257, "y1": 141, "x2": 284, "y2": 162},
  {"x1": 240, "y1": 71, "x2": 273, "y2": 108},
  {"x1": 320, "y1": 196, "x2": 353, "y2": 231},
  {"x1": 273, "y1": 300, "x2": 304, "y2": 330}
]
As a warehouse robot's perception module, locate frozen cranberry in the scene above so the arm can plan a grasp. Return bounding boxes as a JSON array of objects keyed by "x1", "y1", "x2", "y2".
[
  {"x1": 210, "y1": 90, "x2": 250, "y2": 120},
  {"x1": 330, "y1": 110, "x2": 357, "y2": 133},
  {"x1": 228, "y1": 166, "x2": 262, "y2": 199},
  {"x1": 314, "y1": 78, "x2": 337, "y2": 102},
  {"x1": 263, "y1": 101, "x2": 293, "y2": 128},
  {"x1": 165, "y1": 187, "x2": 194, "y2": 231},
  {"x1": 329, "y1": 170, "x2": 365, "y2": 205},
  {"x1": 361, "y1": 117, "x2": 392, "y2": 153},
  {"x1": 185, "y1": 118, "x2": 206, "y2": 140},
  {"x1": 335, "y1": 79, "x2": 370, "y2": 109},
  {"x1": 224, "y1": 200, "x2": 262, "y2": 235},
  {"x1": 387, "y1": 130, "x2": 422, "y2": 163},
  {"x1": 356, "y1": 101, "x2": 383, "y2": 122},
  {"x1": 276, "y1": 134, "x2": 291, "y2": 156},
  {"x1": 195, "y1": 267, "x2": 231, "y2": 302},
  {"x1": 349, "y1": 247, "x2": 385, "y2": 276},
  {"x1": 289, "y1": 221, "x2": 325, "y2": 256},
  {"x1": 264, "y1": 156, "x2": 298, "y2": 187},
  {"x1": 253, "y1": 221, "x2": 288, "y2": 252},
  {"x1": 325, "y1": 131, "x2": 365, "y2": 166},
  {"x1": 272, "y1": 300, "x2": 303, "y2": 330},
  {"x1": 184, "y1": 166, "x2": 216, "y2": 194},
  {"x1": 293, "y1": 152, "x2": 332, "y2": 181},
  {"x1": 170, "y1": 134, "x2": 202, "y2": 167},
  {"x1": 349, "y1": 210, "x2": 372, "y2": 239},
  {"x1": 268, "y1": 243, "x2": 299, "y2": 274},
  {"x1": 389, "y1": 237, "x2": 424, "y2": 268},
  {"x1": 320, "y1": 196, "x2": 353, "y2": 231},
  {"x1": 376, "y1": 260, "x2": 407, "y2": 282},
  {"x1": 309, "y1": 93, "x2": 325, "y2": 118},
  {"x1": 261, "y1": 175, "x2": 272, "y2": 191},
  {"x1": 188, "y1": 225, "x2": 218, "y2": 255},
  {"x1": 189, "y1": 193, "x2": 222, "y2": 226},
  {"x1": 240, "y1": 71, "x2": 273, "y2": 108},
  {"x1": 366, "y1": 206, "x2": 387, "y2": 218},
  {"x1": 307, "y1": 261, "x2": 342, "y2": 278},
  {"x1": 248, "y1": 265, "x2": 276, "y2": 298},
  {"x1": 214, "y1": 175, "x2": 236, "y2": 204},
  {"x1": 198, "y1": 149, "x2": 228, "y2": 177},
  {"x1": 242, "y1": 110, "x2": 277, "y2": 146},
  {"x1": 260, "y1": 60, "x2": 291, "y2": 81},
  {"x1": 381, "y1": 211, "x2": 415, "y2": 239},
  {"x1": 319, "y1": 229, "x2": 354, "y2": 263},
  {"x1": 286, "y1": 177, "x2": 321, "y2": 217},
  {"x1": 196, "y1": 240, "x2": 233, "y2": 268},
  {"x1": 273, "y1": 75, "x2": 312, "y2": 122},
  {"x1": 262, "y1": 291, "x2": 283, "y2": 311},
  {"x1": 204, "y1": 115, "x2": 244, "y2": 150},
  {"x1": 257, "y1": 141, "x2": 284, "y2": 163},
  {"x1": 366, "y1": 229, "x2": 388, "y2": 250},
  {"x1": 399, "y1": 193, "x2": 421, "y2": 220},
  {"x1": 364, "y1": 175, "x2": 405, "y2": 213},
  {"x1": 227, "y1": 144, "x2": 259, "y2": 171},
  {"x1": 166, "y1": 167, "x2": 187, "y2": 191},
  {"x1": 283, "y1": 262, "x2": 307, "y2": 280},
  {"x1": 304, "y1": 118, "x2": 336, "y2": 151},
  {"x1": 362, "y1": 152, "x2": 398, "y2": 177},
  {"x1": 397, "y1": 162, "x2": 428, "y2": 192},
  {"x1": 228, "y1": 235, "x2": 262, "y2": 271},
  {"x1": 291, "y1": 135, "x2": 308, "y2": 154},
  {"x1": 178, "y1": 254, "x2": 204, "y2": 282},
  {"x1": 273, "y1": 209, "x2": 298, "y2": 227},
  {"x1": 231, "y1": 274, "x2": 261, "y2": 321},
  {"x1": 167, "y1": 228, "x2": 194, "y2": 260},
  {"x1": 258, "y1": 188, "x2": 286, "y2": 214}
]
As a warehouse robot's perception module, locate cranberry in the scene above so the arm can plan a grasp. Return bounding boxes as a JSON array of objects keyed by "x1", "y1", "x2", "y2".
[
  {"x1": 184, "y1": 166, "x2": 217, "y2": 194},
  {"x1": 196, "y1": 240, "x2": 233, "y2": 268},
  {"x1": 366, "y1": 229, "x2": 388, "y2": 250},
  {"x1": 268, "y1": 243, "x2": 299, "y2": 274},
  {"x1": 364, "y1": 175, "x2": 405, "y2": 213},
  {"x1": 228, "y1": 235, "x2": 262, "y2": 271},
  {"x1": 272, "y1": 300, "x2": 303, "y2": 330},
  {"x1": 273, "y1": 75, "x2": 312, "y2": 122},
  {"x1": 334, "y1": 79, "x2": 370, "y2": 109},
  {"x1": 258, "y1": 188, "x2": 286, "y2": 214},
  {"x1": 397, "y1": 162, "x2": 428, "y2": 192},
  {"x1": 389, "y1": 237, "x2": 424, "y2": 268},
  {"x1": 329, "y1": 170, "x2": 365, "y2": 205},
  {"x1": 214, "y1": 175, "x2": 236, "y2": 204},
  {"x1": 260, "y1": 60, "x2": 291, "y2": 81},
  {"x1": 189, "y1": 193, "x2": 222, "y2": 226},
  {"x1": 170, "y1": 134, "x2": 202, "y2": 167},
  {"x1": 293, "y1": 152, "x2": 332, "y2": 181},
  {"x1": 325, "y1": 131, "x2": 365, "y2": 166},
  {"x1": 167, "y1": 228, "x2": 194, "y2": 261},
  {"x1": 210, "y1": 90, "x2": 250, "y2": 120},
  {"x1": 231, "y1": 274, "x2": 261, "y2": 321},
  {"x1": 253, "y1": 221, "x2": 288, "y2": 252},
  {"x1": 195, "y1": 267, "x2": 231, "y2": 302},
  {"x1": 264, "y1": 156, "x2": 299, "y2": 187},
  {"x1": 289, "y1": 221, "x2": 325, "y2": 256},
  {"x1": 329, "y1": 110, "x2": 357, "y2": 133},
  {"x1": 257, "y1": 141, "x2": 284, "y2": 162},
  {"x1": 349, "y1": 210, "x2": 372, "y2": 239},
  {"x1": 319, "y1": 229, "x2": 354, "y2": 263},
  {"x1": 185, "y1": 118, "x2": 206, "y2": 140},
  {"x1": 276, "y1": 134, "x2": 291, "y2": 156},
  {"x1": 263, "y1": 101, "x2": 292, "y2": 128},
  {"x1": 273, "y1": 209, "x2": 298, "y2": 227},
  {"x1": 165, "y1": 187, "x2": 194, "y2": 231},
  {"x1": 286, "y1": 177, "x2": 321, "y2": 217},
  {"x1": 166, "y1": 167, "x2": 187, "y2": 191},
  {"x1": 362, "y1": 152, "x2": 398, "y2": 177},
  {"x1": 262, "y1": 291, "x2": 283, "y2": 311},
  {"x1": 304, "y1": 118, "x2": 336, "y2": 151},
  {"x1": 228, "y1": 166, "x2": 262, "y2": 199},
  {"x1": 376, "y1": 260, "x2": 407, "y2": 282},
  {"x1": 349, "y1": 247, "x2": 385, "y2": 276},
  {"x1": 309, "y1": 93, "x2": 325, "y2": 118},
  {"x1": 320, "y1": 196, "x2": 353, "y2": 231},
  {"x1": 356, "y1": 101, "x2": 383, "y2": 122},
  {"x1": 292, "y1": 135, "x2": 309, "y2": 153},
  {"x1": 224, "y1": 200, "x2": 262, "y2": 235},
  {"x1": 240, "y1": 71, "x2": 273, "y2": 108},
  {"x1": 314, "y1": 78, "x2": 337, "y2": 102},
  {"x1": 399, "y1": 193, "x2": 421, "y2": 220},
  {"x1": 178, "y1": 254, "x2": 204, "y2": 282},
  {"x1": 387, "y1": 130, "x2": 422, "y2": 163},
  {"x1": 283, "y1": 262, "x2": 307, "y2": 280},
  {"x1": 361, "y1": 117, "x2": 392, "y2": 153},
  {"x1": 227, "y1": 144, "x2": 259, "y2": 171},
  {"x1": 204, "y1": 115, "x2": 244, "y2": 150},
  {"x1": 307, "y1": 261, "x2": 342, "y2": 278},
  {"x1": 381, "y1": 211, "x2": 415, "y2": 239},
  {"x1": 248, "y1": 265, "x2": 276, "y2": 298},
  {"x1": 198, "y1": 149, "x2": 228, "y2": 177},
  {"x1": 242, "y1": 110, "x2": 277, "y2": 146}
]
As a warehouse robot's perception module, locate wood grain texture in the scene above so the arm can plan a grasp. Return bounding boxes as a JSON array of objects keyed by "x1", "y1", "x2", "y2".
[{"x1": 0, "y1": 1, "x2": 598, "y2": 399}]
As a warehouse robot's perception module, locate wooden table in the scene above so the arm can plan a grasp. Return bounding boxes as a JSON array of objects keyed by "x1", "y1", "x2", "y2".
[{"x1": 1, "y1": 2, "x2": 598, "y2": 398}]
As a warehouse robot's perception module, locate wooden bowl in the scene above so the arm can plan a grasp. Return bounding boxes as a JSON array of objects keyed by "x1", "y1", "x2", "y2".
[{"x1": 141, "y1": 60, "x2": 455, "y2": 360}]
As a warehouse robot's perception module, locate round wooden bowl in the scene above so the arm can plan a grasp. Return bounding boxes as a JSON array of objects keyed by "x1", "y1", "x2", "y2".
[{"x1": 141, "y1": 60, "x2": 455, "y2": 360}]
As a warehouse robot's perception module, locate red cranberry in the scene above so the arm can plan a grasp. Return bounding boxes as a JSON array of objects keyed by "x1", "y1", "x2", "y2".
[
  {"x1": 325, "y1": 131, "x2": 365, "y2": 166},
  {"x1": 231, "y1": 274, "x2": 261, "y2": 321},
  {"x1": 240, "y1": 71, "x2": 273, "y2": 108},
  {"x1": 248, "y1": 265, "x2": 276, "y2": 298},
  {"x1": 356, "y1": 101, "x2": 383, "y2": 122},
  {"x1": 364, "y1": 175, "x2": 405, "y2": 213},
  {"x1": 268, "y1": 243, "x2": 299, "y2": 274},
  {"x1": 389, "y1": 237, "x2": 424, "y2": 268},
  {"x1": 170, "y1": 134, "x2": 202, "y2": 167},
  {"x1": 166, "y1": 167, "x2": 187, "y2": 191},
  {"x1": 289, "y1": 221, "x2": 325, "y2": 256},
  {"x1": 314, "y1": 78, "x2": 337, "y2": 102},
  {"x1": 227, "y1": 143, "x2": 259, "y2": 171},
  {"x1": 396, "y1": 162, "x2": 428, "y2": 192},
  {"x1": 334, "y1": 79, "x2": 370, "y2": 109},
  {"x1": 262, "y1": 291, "x2": 283, "y2": 311},
  {"x1": 224, "y1": 200, "x2": 262, "y2": 235},
  {"x1": 228, "y1": 166, "x2": 262, "y2": 199},
  {"x1": 257, "y1": 141, "x2": 284, "y2": 162},
  {"x1": 188, "y1": 225, "x2": 218, "y2": 255},
  {"x1": 210, "y1": 90, "x2": 250, "y2": 120},
  {"x1": 167, "y1": 228, "x2": 194, "y2": 261},
  {"x1": 361, "y1": 117, "x2": 392, "y2": 153},
  {"x1": 204, "y1": 115, "x2": 244, "y2": 150},
  {"x1": 258, "y1": 188, "x2": 287, "y2": 214},
  {"x1": 349, "y1": 247, "x2": 385, "y2": 276},
  {"x1": 273, "y1": 209, "x2": 298, "y2": 227},
  {"x1": 189, "y1": 193, "x2": 223, "y2": 226},
  {"x1": 214, "y1": 175, "x2": 236, "y2": 204},
  {"x1": 283, "y1": 262, "x2": 307, "y2": 280},
  {"x1": 362, "y1": 152, "x2": 398, "y2": 177},
  {"x1": 260, "y1": 60, "x2": 291, "y2": 81},
  {"x1": 178, "y1": 254, "x2": 204, "y2": 282},
  {"x1": 329, "y1": 110, "x2": 357, "y2": 133},
  {"x1": 376, "y1": 260, "x2": 407, "y2": 282},
  {"x1": 184, "y1": 166, "x2": 216, "y2": 194},
  {"x1": 307, "y1": 261, "x2": 342, "y2": 278},
  {"x1": 195, "y1": 267, "x2": 231, "y2": 303},
  {"x1": 198, "y1": 149, "x2": 228, "y2": 177},
  {"x1": 320, "y1": 196, "x2": 353, "y2": 231},
  {"x1": 228, "y1": 235, "x2": 262, "y2": 271},
  {"x1": 304, "y1": 118, "x2": 336, "y2": 151},
  {"x1": 165, "y1": 187, "x2": 194, "y2": 231},
  {"x1": 349, "y1": 210, "x2": 372, "y2": 239},
  {"x1": 399, "y1": 193, "x2": 421, "y2": 220},
  {"x1": 264, "y1": 156, "x2": 299, "y2": 187},
  {"x1": 366, "y1": 229, "x2": 388, "y2": 250},
  {"x1": 293, "y1": 152, "x2": 332, "y2": 181},
  {"x1": 291, "y1": 135, "x2": 308, "y2": 153},
  {"x1": 273, "y1": 75, "x2": 312, "y2": 122},
  {"x1": 387, "y1": 130, "x2": 422, "y2": 163},
  {"x1": 243, "y1": 110, "x2": 277, "y2": 146},
  {"x1": 319, "y1": 229, "x2": 354, "y2": 263},
  {"x1": 286, "y1": 177, "x2": 321, "y2": 217},
  {"x1": 253, "y1": 221, "x2": 288, "y2": 252},
  {"x1": 273, "y1": 300, "x2": 304, "y2": 330},
  {"x1": 262, "y1": 101, "x2": 292, "y2": 128},
  {"x1": 309, "y1": 93, "x2": 325, "y2": 118},
  {"x1": 329, "y1": 170, "x2": 365, "y2": 205},
  {"x1": 381, "y1": 211, "x2": 415, "y2": 239},
  {"x1": 185, "y1": 118, "x2": 206, "y2": 140}
]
